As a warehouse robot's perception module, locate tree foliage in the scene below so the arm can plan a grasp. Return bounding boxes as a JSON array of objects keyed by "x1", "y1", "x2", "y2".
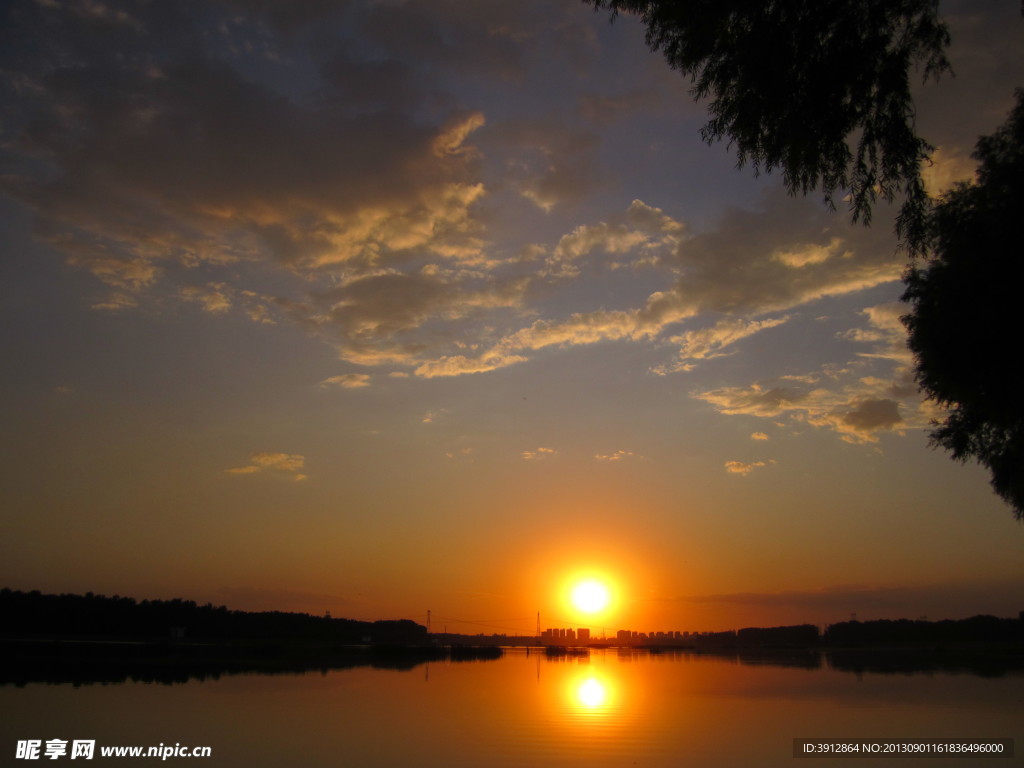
[
  {"x1": 585, "y1": 0, "x2": 950, "y2": 251},
  {"x1": 902, "y1": 91, "x2": 1024, "y2": 519}
]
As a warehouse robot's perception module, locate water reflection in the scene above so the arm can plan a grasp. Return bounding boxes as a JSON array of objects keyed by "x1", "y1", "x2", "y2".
[
  {"x1": 6, "y1": 642, "x2": 1024, "y2": 688},
  {"x1": 0, "y1": 641, "x2": 503, "y2": 687},
  {"x1": 2, "y1": 647, "x2": 1022, "y2": 768}
]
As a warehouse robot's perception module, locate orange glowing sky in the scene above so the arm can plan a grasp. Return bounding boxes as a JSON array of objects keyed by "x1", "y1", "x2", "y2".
[{"x1": 1, "y1": 0, "x2": 1023, "y2": 634}]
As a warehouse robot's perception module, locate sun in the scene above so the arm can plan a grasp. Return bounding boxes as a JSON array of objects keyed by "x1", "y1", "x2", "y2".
[{"x1": 571, "y1": 579, "x2": 611, "y2": 614}]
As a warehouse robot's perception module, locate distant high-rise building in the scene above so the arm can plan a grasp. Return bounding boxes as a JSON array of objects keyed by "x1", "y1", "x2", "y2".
[{"x1": 577, "y1": 628, "x2": 590, "y2": 641}]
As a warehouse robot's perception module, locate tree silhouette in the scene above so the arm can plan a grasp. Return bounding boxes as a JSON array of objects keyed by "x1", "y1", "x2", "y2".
[
  {"x1": 902, "y1": 91, "x2": 1024, "y2": 519},
  {"x1": 585, "y1": 0, "x2": 950, "y2": 251}
]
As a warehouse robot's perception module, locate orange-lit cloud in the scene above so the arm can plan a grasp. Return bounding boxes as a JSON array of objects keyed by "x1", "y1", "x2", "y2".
[
  {"x1": 179, "y1": 283, "x2": 231, "y2": 313},
  {"x1": 320, "y1": 374, "x2": 372, "y2": 389},
  {"x1": 724, "y1": 460, "x2": 772, "y2": 476},
  {"x1": 921, "y1": 145, "x2": 977, "y2": 198},
  {"x1": 522, "y1": 447, "x2": 557, "y2": 460},
  {"x1": 693, "y1": 297, "x2": 935, "y2": 444},
  {"x1": 699, "y1": 380, "x2": 910, "y2": 445},
  {"x1": 656, "y1": 316, "x2": 791, "y2": 373},
  {"x1": 594, "y1": 450, "x2": 639, "y2": 462},
  {"x1": 226, "y1": 452, "x2": 307, "y2": 481}
]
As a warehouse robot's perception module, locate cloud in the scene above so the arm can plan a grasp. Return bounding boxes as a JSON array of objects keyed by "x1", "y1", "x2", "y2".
[
  {"x1": 699, "y1": 376, "x2": 914, "y2": 445},
  {"x1": 301, "y1": 270, "x2": 531, "y2": 369},
  {"x1": 543, "y1": 198, "x2": 685, "y2": 275},
  {"x1": 179, "y1": 283, "x2": 231, "y2": 313},
  {"x1": 724, "y1": 460, "x2": 771, "y2": 475},
  {"x1": 656, "y1": 193, "x2": 902, "y2": 319},
  {"x1": 422, "y1": 409, "x2": 454, "y2": 424},
  {"x1": 921, "y1": 145, "x2": 977, "y2": 198},
  {"x1": 750, "y1": 432, "x2": 770, "y2": 441},
  {"x1": 415, "y1": 351, "x2": 530, "y2": 379},
  {"x1": 699, "y1": 380, "x2": 911, "y2": 445},
  {"x1": 413, "y1": 191, "x2": 904, "y2": 379},
  {"x1": 771, "y1": 238, "x2": 842, "y2": 268},
  {"x1": 546, "y1": 221, "x2": 651, "y2": 277},
  {"x1": 840, "y1": 399, "x2": 902, "y2": 433},
  {"x1": 522, "y1": 447, "x2": 556, "y2": 460},
  {"x1": 595, "y1": 450, "x2": 638, "y2": 462},
  {"x1": 0, "y1": 2, "x2": 929, "y2": 390},
  {"x1": 847, "y1": 303, "x2": 913, "y2": 365},
  {"x1": 0, "y1": 0, "x2": 508, "y2": 360},
  {"x1": 226, "y1": 452, "x2": 307, "y2": 480},
  {"x1": 691, "y1": 295, "x2": 935, "y2": 445},
  {"x1": 700, "y1": 384, "x2": 811, "y2": 419},
  {"x1": 90, "y1": 292, "x2": 140, "y2": 312},
  {"x1": 1, "y1": 0, "x2": 912, "y2": 385},
  {"x1": 657, "y1": 315, "x2": 791, "y2": 373},
  {"x1": 486, "y1": 117, "x2": 601, "y2": 212},
  {"x1": 320, "y1": 374, "x2": 371, "y2": 389}
]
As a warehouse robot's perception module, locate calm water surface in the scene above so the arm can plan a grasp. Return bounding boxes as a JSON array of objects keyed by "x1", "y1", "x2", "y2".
[{"x1": 3, "y1": 649, "x2": 1022, "y2": 767}]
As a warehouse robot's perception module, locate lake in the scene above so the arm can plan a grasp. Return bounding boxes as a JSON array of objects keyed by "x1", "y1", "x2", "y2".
[{"x1": 2, "y1": 647, "x2": 1021, "y2": 766}]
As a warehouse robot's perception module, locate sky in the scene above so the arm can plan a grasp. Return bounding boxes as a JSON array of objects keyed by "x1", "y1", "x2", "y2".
[{"x1": 1, "y1": 0, "x2": 1022, "y2": 635}]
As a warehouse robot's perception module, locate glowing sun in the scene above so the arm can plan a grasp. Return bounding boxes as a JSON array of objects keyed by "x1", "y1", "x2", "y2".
[{"x1": 571, "y1": 579, "x2": 611, "y2": 614}]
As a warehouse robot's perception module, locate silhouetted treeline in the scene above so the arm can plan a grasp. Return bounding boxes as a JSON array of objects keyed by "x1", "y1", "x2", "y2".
[
  {"x1": 637, "y1": 617, "x2": 1020, "y2": 649},
  {"x1": 737, "y1": 624, "x2": 819, "y2": 647},
  {"x1": 0, "y1": 589, "x2": 425, "y2": 643},
  {"x1": 823, "y1": 615, "x2": 1021, "y2": 647}
]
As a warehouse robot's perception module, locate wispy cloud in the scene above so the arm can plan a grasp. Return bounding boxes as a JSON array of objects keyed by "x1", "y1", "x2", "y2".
[
  {"x1": 656, "y1": 316, "x2": 791, "y2": 373},
  {"x1": 695, "y1": 300, "x2": 932, "y2": 445},
  {"x1": 724, "y1": 460, "x2": 773, "y2": 476},
  {"x1": 226, "y1": 452, "x2": 307, "y2": 481},
  {"x1": 0, "y1": 0, "x2": 929, "y2": 453},
  {"x1": 320, "y1": 374, "x2": 372, "y2": 389},
  {"x1": 179, "y1": 283, "x2": 231, "y2": 313},
  {"x1": 595, "y1": 450, "x2": 639, "y2": 462},
  {"x1": 522, "y1": 447, "x2": 557, "y2": 460}
]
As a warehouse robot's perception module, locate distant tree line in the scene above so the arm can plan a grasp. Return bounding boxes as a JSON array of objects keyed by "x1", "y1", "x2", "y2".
[
  {"x1": 649, "y1": 617, "x2": 1019, "y2": 648},
  {"x1": 0, "y1": 589, "x2": 426, "y2": 643},
  {"x1": 736, "y1": 624, "x2": 819, "y2": 646},
  {"x1": 4, "y1": 589, "x2": 1020, "y2": 648},
  {"x1": 823, "y1": 615, "x2": 1022, "y2": 647}
]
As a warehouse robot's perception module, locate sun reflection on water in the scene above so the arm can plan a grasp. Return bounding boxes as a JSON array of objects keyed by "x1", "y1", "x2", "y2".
[
  {"x1": 577, "y1": 677, "x2": 607, "y2": 708},
  {"x1": 570, "y1": 671, "x2": 616, "y2": 716}
]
